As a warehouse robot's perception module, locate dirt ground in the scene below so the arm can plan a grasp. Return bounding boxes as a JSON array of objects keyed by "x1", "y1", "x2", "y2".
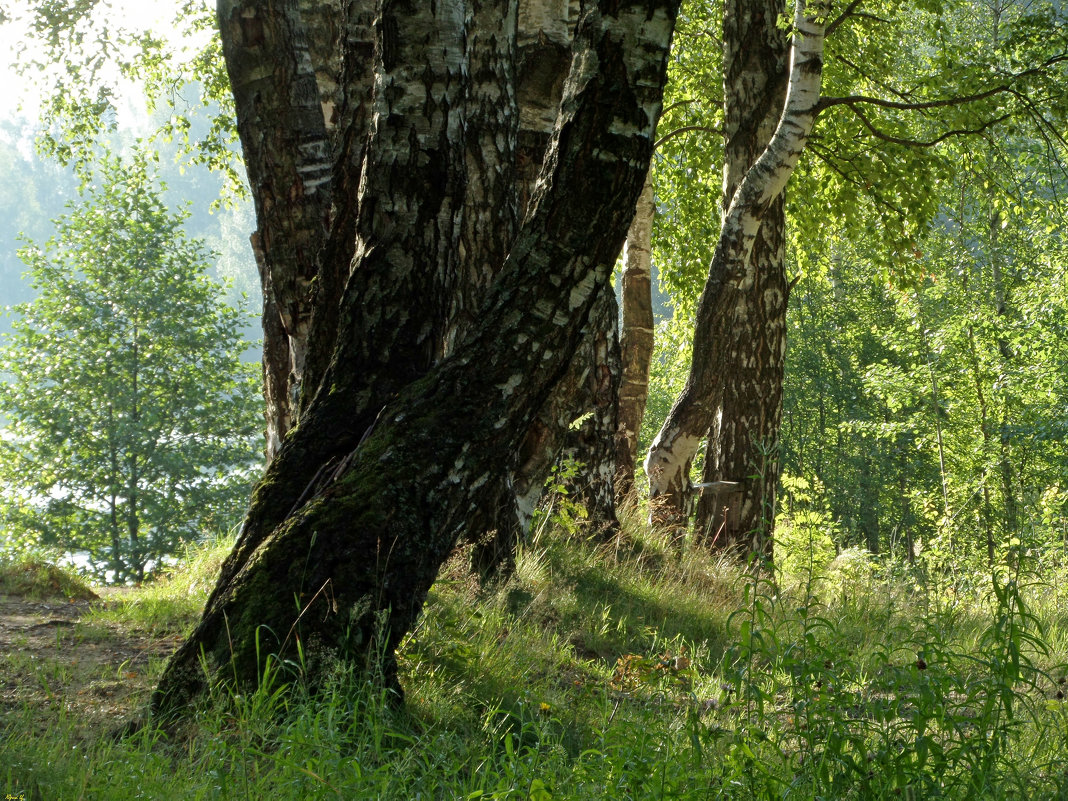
[{"x1": 0, "y1": 591, "x2": 180, "y2": 738}]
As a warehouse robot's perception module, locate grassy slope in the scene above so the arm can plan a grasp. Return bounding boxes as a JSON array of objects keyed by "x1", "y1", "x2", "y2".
[{"x1": 2, "y1": 514, "x2": 1068, "y2": 800}]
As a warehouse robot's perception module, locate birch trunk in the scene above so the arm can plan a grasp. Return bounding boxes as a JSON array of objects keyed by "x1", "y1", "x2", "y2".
[
  {"x1": 218, "y1": 0, "x2": 343, "y2": 460},
  {"x1": 207, "y1": 0, "x2": 469, "y2": 604},
  {"x1": 645, "y1": 0, "x2": 825, "y2": 541},
  {"x1": 691, "y1": 0, "x2": 788, "y2": 556},
  {"x1": 470, "y1": 0, "x2": 622, "y2": 578},
  {"x1": 152, "y1": 0, "x2": 678, "y2": 717},
  {"x1": 506, "y1": 0, "x2": 622, "y2": 545},
  {"x1": 615, "y1": 170, "x2": 655, "y2": 498}
]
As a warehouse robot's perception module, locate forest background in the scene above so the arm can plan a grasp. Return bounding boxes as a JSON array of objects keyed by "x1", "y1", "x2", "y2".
[{"x1": 1, "y1": 0, "x2": 1064, "y2": 573}]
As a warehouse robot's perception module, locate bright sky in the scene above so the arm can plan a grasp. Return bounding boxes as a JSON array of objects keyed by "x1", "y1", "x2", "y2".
[{"x1": 0, "y1": 1, "x2": 207, "y2": 124}]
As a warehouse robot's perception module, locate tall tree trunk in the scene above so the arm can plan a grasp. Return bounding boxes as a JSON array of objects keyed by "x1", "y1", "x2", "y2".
[
  {"x1": 615, "y1": 171, "x2": 655, "y2": 499},
  {"x1": 466, "y1": 0, "x2": 574, "y2": 578},
  {"x1": 152, "y1": 0, "x2": 679, "y2": 719},
  {"x1": 219, "y1": 0, "x2": 340, "y2": 461},
  {"x1": 470, "y1": 0, "x2": 622, "y2": 578},
  {"x1": 107, "y1": 400, "x2": 122, "y2": 581},
  {"x1": 689, "y1": 0, "x2": 788, "y2": 559},
  {"x1": 513, "y1": 0, "x2": 621, "y2": 543},
  {"x1": 208, "y1": 0, "x2": 471, "y2": 605},
  {"x1": 646, "y1": 0, "x2": 824, "y2": 546},
  {"x1": 988, "y1": 210, "x2": 1019, "y2": 540}
]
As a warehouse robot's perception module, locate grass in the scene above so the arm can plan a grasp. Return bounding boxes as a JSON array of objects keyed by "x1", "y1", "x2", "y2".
[
  {"x1": 3, "y1": 516, "x2": 1068, "y2": 800},
  {"x1": 0, "y1": 552, "x2": 97, "y2": 600},
  {"x1": 88, "y1": 534, "x2": 235, "y2": 635}
]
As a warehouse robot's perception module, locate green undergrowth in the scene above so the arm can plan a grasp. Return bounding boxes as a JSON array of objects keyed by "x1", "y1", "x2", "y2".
[
  {"x1": 89, "y1": 534, "x2": 236, "y2": 635},
  {"x1": 4, "y1": 518, "x2": 1068, "y2": 800}
]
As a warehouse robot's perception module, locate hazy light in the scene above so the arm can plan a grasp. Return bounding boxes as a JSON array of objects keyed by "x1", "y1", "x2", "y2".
[{"x1": 0, "y1": 0, "x2": 213, "y2": 124}]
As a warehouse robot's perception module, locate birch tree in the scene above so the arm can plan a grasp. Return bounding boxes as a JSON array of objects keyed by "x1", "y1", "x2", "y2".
[
  {"x1": 645, "y1": 0, "x2": 1068, "y2": 555},
  {"x1": 148, "y1": 0, "x2": 681, "y2": 717},
  {"x1": 645, "y1": 0, "x2": 827, "y2": 542},
  {"x1": 0, "y1": 152, "x2": 260, "y2": 583},
  {"x1": 616, "y1": 171, "x2": 656, "y2": 499}
]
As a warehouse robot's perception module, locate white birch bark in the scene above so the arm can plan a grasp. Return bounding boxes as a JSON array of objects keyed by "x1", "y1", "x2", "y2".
[
  {"x1": 616, "y1": 169, "x2": 656, "y2": 497},
  {"x1": 644, "y1": 0, "x2": 827, "y2": 529}
]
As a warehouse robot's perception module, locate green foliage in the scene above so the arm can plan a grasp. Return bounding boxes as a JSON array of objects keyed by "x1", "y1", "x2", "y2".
[
  {"x1": 776, "y1": 474, "x2": 840, "y2": 577},
  {"x1": 5, "y1": 0, "x2": 242, "y2": 193},
  {"x1": 652, "y1": 0, "x2": 725, "y2": 312},
  {"x1": 0, "y1": 148, "x2": 261, "y2": 583},
  {"x1": 782, "y1": 121, "x2": 1068, "y2": 562},
  {"x1": 641, "y1": 313, "x2": 695, "y2": 457}
]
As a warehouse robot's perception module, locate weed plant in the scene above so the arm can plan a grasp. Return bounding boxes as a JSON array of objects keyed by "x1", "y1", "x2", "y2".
[{"x1": 3, "y1": 517, "x2": 1068, "y2": 799}]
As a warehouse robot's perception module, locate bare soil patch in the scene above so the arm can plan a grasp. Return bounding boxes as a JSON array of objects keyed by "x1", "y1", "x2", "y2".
[{"x1": 0, "y1": 590, "x2": 180, "y2": 738}]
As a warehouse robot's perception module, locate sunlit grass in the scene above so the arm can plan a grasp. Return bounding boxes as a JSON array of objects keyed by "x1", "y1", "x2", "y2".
[
  {"x1": 88, "y1": 533, "x2": 236, "y2": 635},
  {"x1": 0, "y1": 551, "x2": 97, "y2": 600},
  {"x1": 4, "y1": 513, "x2": 1068, "y2": 800}
]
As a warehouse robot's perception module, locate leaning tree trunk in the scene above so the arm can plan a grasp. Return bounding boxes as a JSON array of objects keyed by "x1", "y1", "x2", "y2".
[
  {"x1": 469, "y1": 0, "x2": 623, "y2": 578},
  {"x1": 205, "y1": 0, "x2": 471, "y2": 607},
  {"x1": 615, "y1": 170, "x2": 655, "y2": 499},
  {"x1": 645, "y1": 0, "x2": 825, "y2": 542},
  {"x1": 691, "y1": 212, "x2": 789, "y2": 557},
  {"x1": 692, "y1": 0, "x2": 790, "y2": 557},
  {"x1": 151, "y1": 0, "x2": 680, "y2": 719}
]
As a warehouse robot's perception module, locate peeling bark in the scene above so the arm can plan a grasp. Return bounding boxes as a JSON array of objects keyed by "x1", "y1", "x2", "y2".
[
  {"x1": 152, "y1": 0, "x2": 678, "y2": 718},
  {"x1": 645, "y1": 0, "x2": 825, "y2": 544}
]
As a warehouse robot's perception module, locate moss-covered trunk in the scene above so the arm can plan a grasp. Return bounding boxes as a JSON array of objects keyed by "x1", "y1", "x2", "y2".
[{"x1": 151, "y1": 0, "x2": 679, "y2": 718}]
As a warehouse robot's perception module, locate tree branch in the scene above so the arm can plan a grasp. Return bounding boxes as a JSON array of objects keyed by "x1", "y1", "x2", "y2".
[
  {"x1": 655, "y1": 124, "x2": 721, "y2": 148},
  {"x1": 833, "y1": 54, "x2": 919, "y2": 106},
  {"x1": 825, "y1": 0, "x2": 865, "y2": 37},
  {"x1": 845, "y1": 101, "x2": 1011, "y2": 147},
  {"x1": 817, "y1": 54, "x2": 1068, "y2": 114}
]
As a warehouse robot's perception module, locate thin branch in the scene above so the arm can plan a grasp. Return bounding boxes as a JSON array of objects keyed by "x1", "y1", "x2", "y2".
[
  {"x1": 655, "y1": 124, "x2": 721, "y2": 149},
  {"x1": 1011, "y1": 88, "x2": 1068, "y2": 154},
  {"x1": 661, "y1": 98, "x2": 696, "y2": 115},
  {"x1": 818, "y1": 53, "x2": 1068, "y2": 114},
  {"x1": 834, "y1": 54, "x2": 919, "y2": 106},
  {"x1": 825, "y1": 0, "x2": 865, "y2": 37},
  {"x1": 661, "y1": 97, "x2": 724, "y2": 117},
  {"x1": 846, "y1": 102, "x2": 1011, "y2": 147},
  {"x1": 848, "y1": 11, "x2": 892, "y2": 25}
]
